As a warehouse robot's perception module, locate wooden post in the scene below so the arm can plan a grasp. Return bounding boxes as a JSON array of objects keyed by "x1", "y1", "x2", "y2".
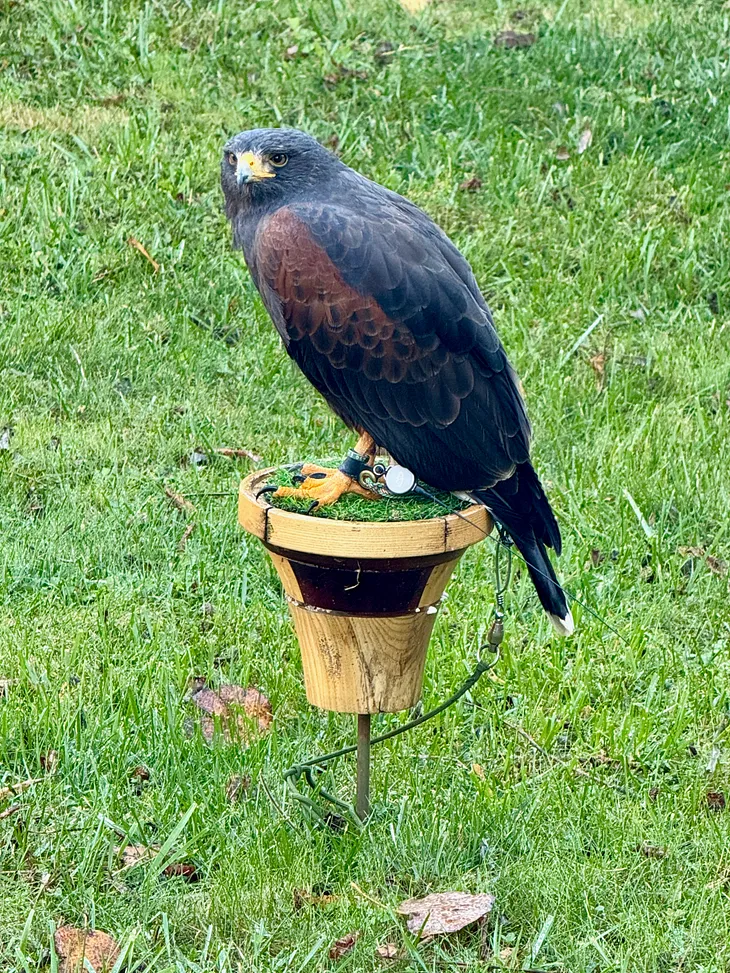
[{"x1": 238, "y1": 469, "x2": 492, "y2": 814}]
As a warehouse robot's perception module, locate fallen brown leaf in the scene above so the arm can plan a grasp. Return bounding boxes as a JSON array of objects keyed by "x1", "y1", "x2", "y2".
[
  {"x1": 375, "y1": 942, "x2": 400, "y2": 960},
  {"x1": 214, "y1": 447, "x2": 262, "y2": 463},
  {"x1": 116, "y1": 843, "x2": 158, "y2": 868},
  {"x1": 706, "y1": 555, "x2": 728, "y2": 576},
  {"x1": 678, "y1": 545, "x2": 705, "y2": 557},
  {"x1": 577, "y1": 128, "x2": 593, "y2": 154},
  {"x1": 225, "y1": 773, "x2": 251, "y2": 802},
  {"x1": 590, "y1": 548, "x2": 606, "y2": 567},
  {"x1": 459, "y1": 176, "x2": 482, "y2": 192},
  {"x1": 190, "y1": 683, "x2": 273, "y2": 742},
  {"x1": 494, "y1": 30, "x2": 535, "y2": 48},
  {"x1": 555, "y1": 145, "x2": 570, "y2": 161},
  {"x1": 329, "y1": 931, "x2": 360, "y2": 960},
  {"x1": 588, "y1": 352, "x2": 607, "y2": 389},
  {"x1": 649, "y1": 786, "x2": 660, "y2": 802},
  {"x1": 164, "y1": 485, "x2": 196, "y2": 516},
  {"x1": 218, "y1": 684, "x2": 273, "y2": 731},
  {"x1": 187, "y1": 675, "x2": 207, "y2": 695},
  {"x1": 41, "y1": 750, "x2": 59, "y2": 773},
  {"x1": 0, "y1": 777, "x2": 41, "y2": 803},
  {"x1": 638, "y1": 842, "x2": 666, "y2": 859},
  {"x1": 190, "y1": 686, "x2": 228, "y2": 716},
  {"x1": 398, "y1": 891, "x2": 495, "y2": 938},
  {"x1": 707, "y1": 791, "x2": 726, "y2": 811},
  {"x1": 471, "y1": 763, "x2": 485, "y2": 779},
  {"x1": 127, "y1": 235, "x2": 159, "y2": 272},
  {"x1": 293, "y1": 888, "x2": 338, "y2": 909},
  {"x1": 162, "y1": 861, "x2": 200, "y2": 881},
  {"x1": 54, "y1": 926, "x2": 120, "y2": 973},
  {"x1": 178, "y1": 522, "x2": 196, "y2": 551}
]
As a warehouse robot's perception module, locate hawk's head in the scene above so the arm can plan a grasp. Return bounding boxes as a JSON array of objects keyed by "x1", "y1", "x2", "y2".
[{"x1": 221, "y1": 128, "x2": 342, "y2": 215}]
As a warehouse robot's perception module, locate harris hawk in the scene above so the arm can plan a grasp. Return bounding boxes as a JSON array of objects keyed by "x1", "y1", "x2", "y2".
[{"x1": 221, "y1": 128, "x2": 573, "y2": 635}]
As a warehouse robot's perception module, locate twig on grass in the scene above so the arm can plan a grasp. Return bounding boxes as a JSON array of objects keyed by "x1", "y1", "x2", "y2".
[
  {"x1": 178, "y1": 522, "x2": 196, "y2": 550},
  {"x1": 164, "y1": 486, "x2": 196, "y2": 516},
  {"x1": 0, "y1": 804, "x2": 20, "y2": 820},
  {"x1": 127, "y1": 236, "x2": 160, "y2": 272}
]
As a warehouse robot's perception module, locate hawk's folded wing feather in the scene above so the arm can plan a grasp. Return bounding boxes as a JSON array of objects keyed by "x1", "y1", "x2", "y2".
[{"x1": 251, "y1": 201, "x2": 531, "y2": 490}]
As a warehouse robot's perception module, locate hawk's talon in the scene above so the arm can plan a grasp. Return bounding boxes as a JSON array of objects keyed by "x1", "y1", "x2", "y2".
[
  {"x1": 255, "y1": 484, "x2": 278, "y2": 500},
  {"x1": 272, "y1": 466, "x2": 378, "y2": 506}
]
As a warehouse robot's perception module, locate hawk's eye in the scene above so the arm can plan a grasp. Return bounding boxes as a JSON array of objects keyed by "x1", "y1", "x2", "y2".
[
  {"x1": 227, "y1": 152, "x2": 237, "y2": 167},
  {"x1": 269, "y1": 152, "x2": 288, "y2": 167}
]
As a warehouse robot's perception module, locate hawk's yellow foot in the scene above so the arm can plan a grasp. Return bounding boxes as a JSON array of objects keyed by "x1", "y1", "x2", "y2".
[{"x1": 274, "y1": 468, "x2": 378, "y2": 506}]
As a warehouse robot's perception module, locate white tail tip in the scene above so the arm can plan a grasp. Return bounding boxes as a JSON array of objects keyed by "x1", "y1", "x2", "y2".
[{"x1": 549, "y1": 609, "x2": 574, "y2": 637}]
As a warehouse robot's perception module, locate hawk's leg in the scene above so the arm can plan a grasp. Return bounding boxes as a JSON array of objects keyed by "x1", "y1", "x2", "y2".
[{"x1": 273, "y1": 432, "x2": 379, "y2": 507}]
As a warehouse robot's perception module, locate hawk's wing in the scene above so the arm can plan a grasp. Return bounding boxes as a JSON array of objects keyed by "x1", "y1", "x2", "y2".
[{"x1": 250, "y1": 197, "x2": 531, "y2": 490}]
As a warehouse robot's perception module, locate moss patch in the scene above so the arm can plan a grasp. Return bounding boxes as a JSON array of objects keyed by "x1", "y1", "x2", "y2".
[{"x1": 265, "y1": 462, "x2": 471, "y2": 522}]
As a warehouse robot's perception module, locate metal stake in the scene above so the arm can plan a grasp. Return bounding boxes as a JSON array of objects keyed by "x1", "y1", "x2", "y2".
[{"x1": 356, "y1": 713, "x2": 371, "y2": 821}]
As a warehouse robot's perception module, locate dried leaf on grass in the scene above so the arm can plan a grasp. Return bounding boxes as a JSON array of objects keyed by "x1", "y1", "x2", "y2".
[
  {"x1": 555, "y1": 145, "x2": 570, "y2": 161},
  {"x1": 375, "y1": 942, "x2": 400, "y2": 960},
  {"x1": 459, "y1": 176, "x2": 482, "y2": 192},
  {"x1": 677, "y1": 547, "x2": 727, "y2": 576},
  {"x1": 494, "y1": 30, "x2": 536, "y2": 48},
  {"x1": 41, "y1": 750, "x2": 59, "y2": 773},
  {"x1": 226, "y1": 773, "x2": 251, "y2": 803},
  {"x1": 0, "y1": 777, "x2": 41, "y2": 803},
  {"x1": 707, "y1": 791, "x2": 726, "y2": 811},
  {"x1": 127, "y1": 236, "x2": 159, "y2": 272},
  {"x1": 116, "y1": 844, "x2": 158, "y2": 868},
  {"x1": 637, "y1": 842, "x2": 666, "y2": 859},
  {"x1": 215, "y1": 446, "x2": 262, "y2": 463},
  {"x1": 190, "y1": 683, "x2": 272, "y2": 743},
  {"x1": 178, "y1": 522, "x2": 196, "y2": 551},
  {"x1": 54, "y1": 926, "x2": 120, "y2": 973},
  {"x1": 164, "y1": 485, "x2": 195, "y2": 515},
  {"x1": 329, "y1": 931, "x2": 360, "y2": 960},
  {"x1": 398, "y1": 891, "x2": 495, "y2": 939},
  {"x1": 293, "y1": 888, "x2": 338, "y2": 909},
  {"x1": 706, "y1": 555, "x2": 728, "y2": 576},
  {"x1": 588, "y1": 352, "x2": 607, "y2": 389},
  {"x1": 162, "y1": 861, "x2": 200, "y2": 881}
]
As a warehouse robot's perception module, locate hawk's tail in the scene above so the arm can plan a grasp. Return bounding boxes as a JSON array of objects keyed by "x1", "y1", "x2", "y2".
[{"x1": 473, "y1": 464, "x2": 574, "y2": 636}]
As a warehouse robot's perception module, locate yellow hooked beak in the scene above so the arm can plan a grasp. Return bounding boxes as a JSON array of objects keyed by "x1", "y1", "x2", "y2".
[{"x1": 235, "y1": 151, "x2": 275, "y2": 186}]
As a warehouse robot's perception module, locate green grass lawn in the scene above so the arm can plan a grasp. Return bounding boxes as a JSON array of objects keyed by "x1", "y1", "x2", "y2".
[{"x1": 2, "y1": 0, "x2": 730, "y2": 968}]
